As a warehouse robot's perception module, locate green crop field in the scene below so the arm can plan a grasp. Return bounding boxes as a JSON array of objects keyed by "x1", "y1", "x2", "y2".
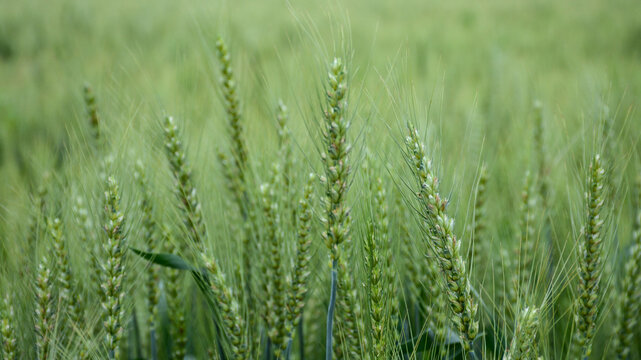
[{"x1": 1, "y1": 0, "x2": 641, "y2": 359}]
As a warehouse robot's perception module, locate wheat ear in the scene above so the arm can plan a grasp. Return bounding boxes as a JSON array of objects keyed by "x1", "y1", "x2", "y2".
[
  {"x1": 101, "y1": 176, "x2": 127, "y2": 360},
  {"x1": 1, "y1": 294, "x2": 18, "y2": 360},
  {"x1": 471, "y1": 163, "x2": 488, "y2": 273},
  {"x1": 510, "y1": 171, "x2": 537, "y2": 310},
  {"x1": 613, "y1": 175, "x2": 641, "y2": 359},
  {"x1": 283, "y1": 173, "x2": 315, "y2": 352},
  {"x1": 261, "y1": 165, "x2": 289, "y2": 357},
  {"x1": 162, "y1": 232, "x2": 187, "y2": 360},
  {"x1": 163, "y1": 115, "x2": 206, "y2": 249},
  {"x1": 572, "y1": 154, "x2": 606, "y2": 359},
  {"x1": 83, "y1": 82, "x2": 101, "y2": 146},
  {"x1": 48, "y1": 217, "x2": 83, "y2": 330},
  {"x1": 404, "y1": 124, "x2": 478, "y2": 353},
  {"x1": 364, "y1": 220, "x2": 387, "y2": 359},
  {"x1": 319, "y1": 57, "x2": 352, "y2": 360},
  {"x1": 134, "y1": 161, "x2": 160, "y2": 356},
  {"x1": 34, "y1": 256, "x2": 54, "y2": 360},
  {"x1": 504, "y1": 307, "x2": 540, "y2": 360},
  {"x1": 202, "y1": 253, "x2": 248, "y2": 360},
  {"x1": 215, "y1": 36, "x2": 248, "y2": 179}
]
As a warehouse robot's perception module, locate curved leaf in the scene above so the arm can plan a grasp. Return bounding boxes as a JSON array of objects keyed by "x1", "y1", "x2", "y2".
[{"x1": 129, "y1": 247, "x2": 194, "y2": 270}]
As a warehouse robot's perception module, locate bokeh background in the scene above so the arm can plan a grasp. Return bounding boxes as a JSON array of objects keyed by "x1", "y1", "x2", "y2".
[{"x1": 2, "y1": 0, "x2": 639, "y2": 188}]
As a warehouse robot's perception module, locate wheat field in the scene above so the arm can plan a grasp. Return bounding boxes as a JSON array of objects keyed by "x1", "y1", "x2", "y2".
[{"x1": 1, "y1": 0, "x2": 641, "y2": 359}]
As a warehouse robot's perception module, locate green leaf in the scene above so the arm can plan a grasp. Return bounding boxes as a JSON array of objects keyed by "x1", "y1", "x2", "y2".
[
  {"x1": 130, "y1": 247, "x2": 219, "y2": 310},
  {"x1": 130, "y1": 247, "x2": 229, "y2": 355},
  {"x1": 129, "y1": 247, "x2": 194, "y2": 270}
]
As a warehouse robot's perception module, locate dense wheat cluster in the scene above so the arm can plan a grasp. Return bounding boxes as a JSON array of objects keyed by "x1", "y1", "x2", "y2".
[{"x1": 1, "y1": 0, "x2": 641, "y2": 359}]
